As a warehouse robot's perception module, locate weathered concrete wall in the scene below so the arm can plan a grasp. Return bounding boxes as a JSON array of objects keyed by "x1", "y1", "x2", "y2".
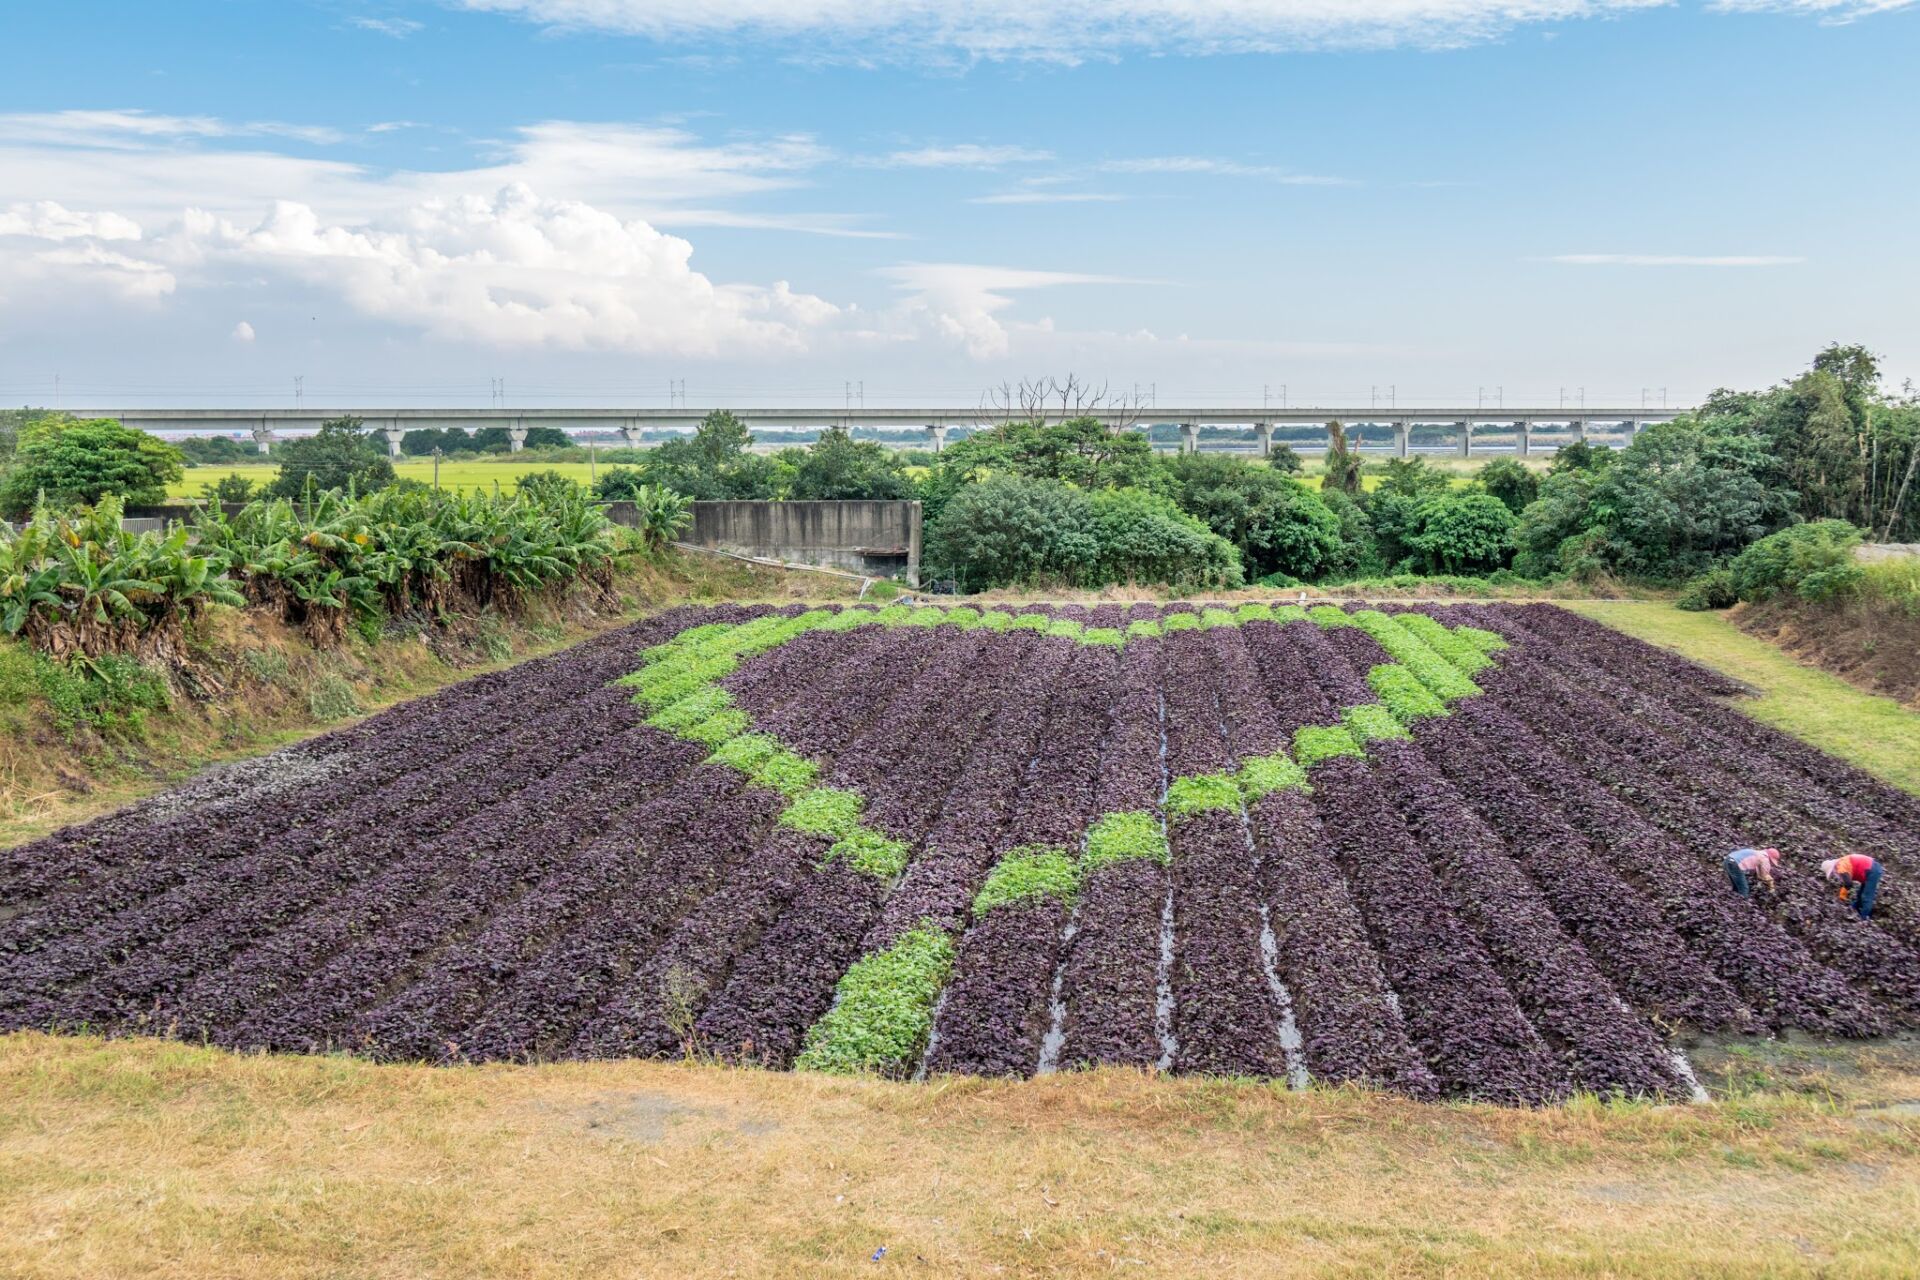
[{"x1": 685, "y1": 500, "x2": 922, "y2": 584}]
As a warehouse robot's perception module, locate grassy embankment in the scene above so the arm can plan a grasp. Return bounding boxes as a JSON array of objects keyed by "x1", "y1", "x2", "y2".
[
  {"x1": 5, "y1": 597, "x2": 1920, "y2": 1277},
  {"x1": 1565, "y1": 600, "x2": 1920, "y2": 797},
  {"x1": 0, "y1": 548, "x2": 857, "y2": 845}
]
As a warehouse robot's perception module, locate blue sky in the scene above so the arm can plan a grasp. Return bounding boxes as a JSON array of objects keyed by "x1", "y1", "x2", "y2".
[{"x1": 1, "y1": 0, "x2": 1915, "y2": 410}]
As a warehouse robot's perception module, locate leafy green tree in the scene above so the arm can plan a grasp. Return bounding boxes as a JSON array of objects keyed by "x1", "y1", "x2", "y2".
[
  {"x1": 1406, "y1": 492, "x2": 1516, "y2": 575},
  {"x1": 925, "y1": 475, "x2": 1096, "y2": 591},
  {"x1": 1589, "y1": 418, "x2": 1795, "y2": 579},
  {"x1": 1512, "y1": 467, "x2": 1604, "y2": 577},
  {"x1": 0, "y1": 415, "x2": 184, "y2": 515},
  {"x1": 198, "y1": 473, "x2": 258, "y2": 504},
  {"x1": 1548, "y1": 440, "x2": 1614, "y2": 475},
  {"x1": 591, "y1": 466, "x2": 650, "y2": 502},
  {"x1": 523, "y1": 426, "x2": 573, "y2": 450},
  {"x1": 1086, "y1": 488, "x2": 1242, "y2": 589},
  {"x1": 640, "y1": 409, "x2": 780, "y2": 500},
  {"x1": 787, "y1": 427, "x2": 915, "y2": 500},
  {"x1": 1160, "y1": 453, "x2": 1343, "y2": 580},
  {"x1": 1370, "y1": 457, "x2": 1451, "y2": 499},
  {"x1": 176, "y1": 434, "x2": 259, "y2": 466},
  {"x1": 514, "y1": 471, "x2": 584, "y2": 506},
  {"x1": 1317, "y1": 489, "x2": 1384, "y2": 578},
  {"x1": 264, "y1": 417, "x2": 396, "y2": 499},
  {"x1": 1477, "y1": 458, "x2": 1540, "y2": 514}
]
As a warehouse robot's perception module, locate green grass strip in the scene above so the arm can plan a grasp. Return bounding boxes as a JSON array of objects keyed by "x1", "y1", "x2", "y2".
[
  {"x1": 1165, "y1": 773, "x2": 1243, "y2": 820},
  {"x1": 795, "y1": 926, "x2": 955, "y2": 1076},
  {"x1": 1294, "y1": 723, "x2": 1365, "y2": 768},
  {"x1": 1083, "y1": 810, "x2": 1170, "y2": 871},
  {"x1": 779, "y1": 786, "x2": 864, "y2": 838},
  {"x1": 973, "y1": 846, "x2": 1080, "y2": 915},
  {"x1": 825, "y1": 827, "x2": 911, "y2": 879},
  {"x1": 1236, "y1": 751, "x2": 1309, "y2": 801}
]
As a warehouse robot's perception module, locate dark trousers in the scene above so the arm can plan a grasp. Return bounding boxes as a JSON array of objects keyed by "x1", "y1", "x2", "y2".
[
  {"x1": 1725, "y1": 856, "x2": 1751, "y2": 897},
  {"x1": 1854, "y1": 864, "x2": 1884, "y2": 920}
]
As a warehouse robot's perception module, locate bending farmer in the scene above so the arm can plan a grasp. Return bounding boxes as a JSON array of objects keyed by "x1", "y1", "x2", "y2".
[
  {"x1": 1724, "y1": 847, "x2": 1781, "y2": 897},
  {"x1": 1822, "y1": 855, "x2": 1884, "y2": 920}
]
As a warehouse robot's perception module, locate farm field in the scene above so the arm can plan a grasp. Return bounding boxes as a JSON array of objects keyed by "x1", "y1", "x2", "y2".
[
  {"x1": 168, "y1": 459, "x2": 604, "y2": 497},
  {"x1": 5, "y1": 602, "x2": 1918, "y2": 1105}
]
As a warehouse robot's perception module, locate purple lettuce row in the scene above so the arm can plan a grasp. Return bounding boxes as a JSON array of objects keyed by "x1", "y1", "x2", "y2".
[
  {"x1": 1007, "y1": 645, "x2": 1123, "y2": 847},
  {"x1": 342, "y1": 765, "x2": 775, "y2": 1062},
  {"x1": 206, "y1": 737, "x2": 706, "y2": 1054},
  {"x1": 449, "y1": 774, "x2": 791, "y2": 1062},
  {"x1": 924, "y1": 898, "x2": 1068, "y2": 1077},
  {"x1": 749, "y1": 625, "x2": 942, "y2": 757},
  {"x1": 1160, "y1": 627, "x2": 1233, "y2": 778},
  {"x1": 1310, "y1": 756, "x2": 1568, "y2": 1104},
  {"x1": 1249, "y1": 791, "x2": 1436, "y2": 1095},
  {"x1": 863, "y1": 640, "x2": 1080, "y2": 948},
  {"x1": 1086, "y1": 603, "x2": 1132, "y2": 628},
  {"x1": 1054, "y1": 857, "x2": 1168, "y2": 1070},
  {"x1": 827, "y1": 630, "x2": 1002, "y2": 807},
  {"x1": 2, "y1": 605, "x2": 731, "y2": 906},
  {"x1": 1365, "y1": 740, "x2": 1685, "y2": 1098},
  {"x1": 0, "y1": 682, "x2": 659, "y2": 1021},
  {"x1": 691, "y1": 632, "x2": 1057, "y2": 1065},
  {"x1": 1452, "y1": 690, "x2": 1883, "y2": 1036},
  {"x1": 157, "y1": 727, "x2": 708, "y2": 1048},
  {"x1": 1410, "y1": 715, "x2": 1750, "y2": 1031},
  {"x1": 1497, "y1": 654, "x2": 1920, "y2": 1023},
  {"x1": 1507, "y1": 604, "x2": 1920, "y2": 836},
  {"x1": 570, "y1": 828, "x2": 826, "y2": 1059},
  {"x1": 923, "y1": 646, "x2": 1126, "y2": 1074},
  {"x1": 1167, "y1": 807, "x2": 1290, "y2": 1078},
  {"x1": 1238, "y1": 620, "x2": 1350, "y2": 738},
  {"x1": 1313, "y1": 626, "x2": 1395, "y2": 709},
  {"x1": 1459, "y1": 613, "x2": 1920, "y2": 951},
  {"x1": 0, "y1": 613, "x2": 693, "y2": 931},
  {"x1": 1205, "y1": 626, "x2": 1289, "y2": 760},
  {"x1": 692, "y1": 862, "x2": 889, "y2": 1067},
  {"x1": 1091, "y1": 636, "x2": 1165, "y2": 814}
]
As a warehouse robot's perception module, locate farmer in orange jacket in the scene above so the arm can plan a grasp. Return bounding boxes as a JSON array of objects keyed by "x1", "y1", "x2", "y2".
[
  {"x1": 1822, "y1": 855, "x2": 1884, "y2": 920},
  {"x1": 1723, "y1": 847, "x2": 1781, "y2": 898}
]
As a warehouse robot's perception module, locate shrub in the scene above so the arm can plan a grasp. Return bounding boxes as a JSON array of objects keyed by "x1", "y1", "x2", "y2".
[
  {"x1": 1727, "y1": 520, "x2": 1865, "y2": 603},
  {"x1": 1477, "y1": 458, "x2": 1540, "y2": 514},
  {"x1": 0, "y1": 415, "x2": 183, "y2": 515},
  {"x1": 1406, "y1": 492, "x2": 1517, "y2": 576},
  {"x1": 925, "y1": 475, "x2": 1096, "y2": 591},
  {"x1": 1086, "y1": 487, "x2": 1243, "y2": 589},
  {"x1": 264, "y1": 417, "x2": 396, "y2": 499},
  {"x1": 1676, "y1": 567, "x2": 1740, "y2": 611}
]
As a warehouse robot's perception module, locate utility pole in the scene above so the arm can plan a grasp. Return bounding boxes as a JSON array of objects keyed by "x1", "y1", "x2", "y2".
[{"x1": 432, "y1": 447, "x2": 442, "y2": 492}]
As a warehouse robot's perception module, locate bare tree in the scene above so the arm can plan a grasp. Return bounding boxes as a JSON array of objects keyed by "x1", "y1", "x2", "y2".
[{"x1": 974, "y1": 376, "x2": 1146, "y2": 433}]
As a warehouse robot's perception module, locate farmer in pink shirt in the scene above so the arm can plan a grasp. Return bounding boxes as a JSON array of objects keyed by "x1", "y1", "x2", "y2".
[{"x1": 1723, "y1": 847, "x2": 1781, "y2": 898}]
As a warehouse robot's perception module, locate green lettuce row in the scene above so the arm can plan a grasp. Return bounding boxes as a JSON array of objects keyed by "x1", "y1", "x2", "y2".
[
  {"x1": 1349, "y1": 610, "x2": 1481, "y2": 701},
  {"x1": 1394, "y1": 612, "x2": 1494, "y2": 675},
  {"x1": 972, "y1": 846, "x2": 1081, "y2": 915},
  {"x1": 794, "y1": 925, "x2": 955, "y2": 1075}
]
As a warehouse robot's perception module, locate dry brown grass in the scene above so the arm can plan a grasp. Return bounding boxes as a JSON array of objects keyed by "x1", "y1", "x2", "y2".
[{"x1": 3, "y1": 1033, "x2": 1919, "y2": 1279}]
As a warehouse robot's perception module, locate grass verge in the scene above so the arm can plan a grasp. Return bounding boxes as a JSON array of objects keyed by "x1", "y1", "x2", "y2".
[{"x1": 1564, "y1": 600, "x2": 1920, "y2": 797}]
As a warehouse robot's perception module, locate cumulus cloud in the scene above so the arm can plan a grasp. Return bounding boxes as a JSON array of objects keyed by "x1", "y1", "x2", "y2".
[
  {"x1": 231, "y1": 320, "x2": 255, "y2": 342},
  {"x1": 877, "y1": 262, "x2": 1149, "y2": 358},
  {"x1": 0, "y1": 200, "x2": 144, "y2": 241},
  {"x1": 457, "y1": 0, "x2": 1673, "y2": 59},
  {"x1": 1547, "y1": 253, "x2": 1804, "y2": 266}
]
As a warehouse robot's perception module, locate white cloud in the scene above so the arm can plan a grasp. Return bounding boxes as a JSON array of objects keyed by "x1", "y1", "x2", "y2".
[
  {"x1": 0, "y1": 200, "x2": 144, "y2": 241},
  {"x1": 1547, "y1": 253, "x2": 1804, "y2": 266},
  {"x1": 968, "y1": 191, "x2": 1125, "y2": 204},
  {"x1": 883, "y1": 144, "x2": 1053, "y2": 168},
  {"x1": 1709, "y1": 0, "x2": 1913, "y2": 20},
  {"x1": 1099, "y1": 156, "x2": 1352, "y2": 184},
  {"x1": 877, "y1": 262, "x2": 1149, "y2": 358},
  {"x1": 231, "y1": 320, "x2": 255, "y2": 342},
  {"x1": 0, "y1": 109, "x2": 344, "y2": 148},
  {"x1": 457, "y1": 0, "x2": 1674, "y2": 60},
  {"x1": 351, "y1": 16, "x2": 426, "y2": 37}
]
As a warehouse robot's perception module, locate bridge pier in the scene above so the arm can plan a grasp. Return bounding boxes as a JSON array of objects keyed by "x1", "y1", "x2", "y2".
[
  {"x1": 1253, "y1": 422, "x2": 1274, "y2": 457},
  {"x1": 383, "y1": 424, "x2": 405, "y2": 459},
  {"x1": 1179, "y1": 422, "x2": 1199, "y2": 455},
  {"x1": 1573, "y1": 418, "x2": 1589, "y2": 445},
  {"x1": 1516, "y1": 421, "x2": 1532, "y2": 458},
  {"x1": 620, "y1": 422, "x2": 645, "y2": 451},
  {"x1": 1456, "y1": 421, "x2": 1472, "y2": 459},
  {"x1": 1393, "y1": 420, "x2": 1410, "y2": 459},
  {"x1": 925, "y1": 424, "x2": 948, "y2": 454},
  {"x1": 507, "y1": 425, "x2": 528, "y2": 453},
  {"x1": 252, "y1": 423, "x2": 275, "y2": 455}
]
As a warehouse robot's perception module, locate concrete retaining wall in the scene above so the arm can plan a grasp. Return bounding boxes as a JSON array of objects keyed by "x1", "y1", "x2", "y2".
[{"x1": 681, "y1": 500, "x2": 922, "y2": 584}]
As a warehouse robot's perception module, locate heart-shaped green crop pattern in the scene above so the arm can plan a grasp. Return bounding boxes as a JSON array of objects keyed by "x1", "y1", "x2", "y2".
[{"x1": 617, "y1": 602, "x2": 1508, "y2": 1076}]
